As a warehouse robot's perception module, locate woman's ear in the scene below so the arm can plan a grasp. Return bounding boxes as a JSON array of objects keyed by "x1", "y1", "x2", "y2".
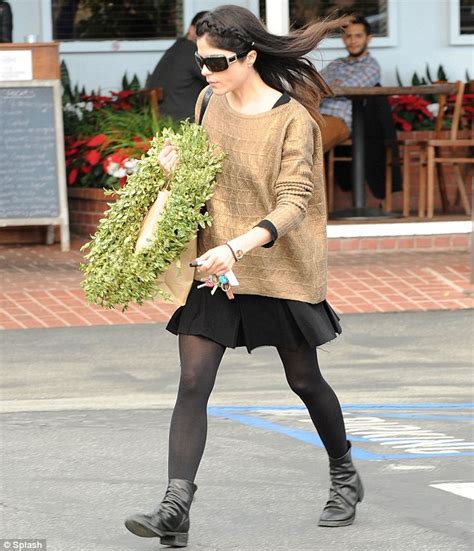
[{"x1": 247, "y1": 49, "x2": 257, "y2": 67}]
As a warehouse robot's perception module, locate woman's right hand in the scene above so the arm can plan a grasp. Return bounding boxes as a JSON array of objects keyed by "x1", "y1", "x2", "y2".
[{"x1": 158, "y1": 138, "x2": 179, "y2": 174}]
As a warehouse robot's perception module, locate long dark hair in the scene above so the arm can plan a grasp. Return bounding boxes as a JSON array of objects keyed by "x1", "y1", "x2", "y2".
[{"x1": 195, "y1": 5, "x2": 346, "y2": 124}]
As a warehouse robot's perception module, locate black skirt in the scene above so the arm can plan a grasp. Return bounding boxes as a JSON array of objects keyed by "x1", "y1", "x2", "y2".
[{"x1": 166, "y1": 280, "x2": 342, "y2": 353}]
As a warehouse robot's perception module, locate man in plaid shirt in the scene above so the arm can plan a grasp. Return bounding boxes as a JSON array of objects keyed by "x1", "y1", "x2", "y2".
[{"x1": 320, "y1": 15, "x2": 381, "y2": 152}]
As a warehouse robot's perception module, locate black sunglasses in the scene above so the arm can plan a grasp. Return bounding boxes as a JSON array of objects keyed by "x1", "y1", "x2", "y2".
[{"x1": 194, "y1": 50, "x2": 249, "y2": 73}]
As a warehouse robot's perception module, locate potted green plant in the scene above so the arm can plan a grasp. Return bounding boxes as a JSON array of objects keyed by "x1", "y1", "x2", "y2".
[{"x1": 61, "y1": 62, "x2": 179, "y2": 235}]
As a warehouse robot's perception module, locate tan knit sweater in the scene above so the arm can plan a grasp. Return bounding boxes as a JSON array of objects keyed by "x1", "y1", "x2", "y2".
[{"x1": 195, "y1": 87, "x2": 327, "y2": 304}]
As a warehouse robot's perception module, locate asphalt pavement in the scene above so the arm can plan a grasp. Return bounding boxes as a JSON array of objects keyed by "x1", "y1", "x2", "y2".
[{"x1": 1, "y1": 310, "x2": 473, "y2": 551}]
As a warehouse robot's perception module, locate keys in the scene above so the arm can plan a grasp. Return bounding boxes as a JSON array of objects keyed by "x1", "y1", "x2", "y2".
[
  {"x1": 197, "y1": 277, "x2": 214, "y2": 290},
  {"x1": 221, "y1": 282, "x2": 234, "y2": 300},
  {"x1": 197, "y1": 275, "x2": 234, "y2": 299}
]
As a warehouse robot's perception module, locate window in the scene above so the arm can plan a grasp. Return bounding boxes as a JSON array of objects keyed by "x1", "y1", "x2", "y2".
[
  {"x1": 289, "y1": 0, "x2": 388, "y2": 36},
  {"x1": 460, "y1": 0, "x2": 474, "y2": 35},
  {"x1": 52, "y1": 0, "x2": 184, "y2": 41},
  {"x1": 450, "y1": 0, "x2": 474, "y2": 45}
]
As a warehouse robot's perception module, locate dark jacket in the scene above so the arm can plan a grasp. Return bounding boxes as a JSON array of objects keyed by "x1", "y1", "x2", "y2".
[
  {"x1": 0, "y1": 1, "x2": 12, "y2": 43},
  {"x1": 334, "y1": 92, "x2": 402, "y2": 199},
  {"x1": 147, "y1": 37, "x2": 206, "y2": 122}
]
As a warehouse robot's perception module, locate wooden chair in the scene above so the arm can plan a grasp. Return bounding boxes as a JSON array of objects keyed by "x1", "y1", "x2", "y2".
[
  {"x1": 385, "y1": 82, "x2": 462, "y2": 217},
  {"x1": 139, "y1": 87, "x2": 163, "y2": 120},
  {"x1": 327, "y1": 136, "x2": 400, "y2": 215},
  {"x1": 326, "y1": 139, "x2": 352, "y2": 213},
  {"x1": 424, "y1": 82, "x2": 473, "y2": 218},
  {"x1": 325, "y1": 96, "x2": 402, "y2": 214}
]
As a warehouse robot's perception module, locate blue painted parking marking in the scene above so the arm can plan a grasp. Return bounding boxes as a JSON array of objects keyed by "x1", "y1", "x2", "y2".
[{"x1": 208, "y1": 403, "x2": 473, "y2": 460}]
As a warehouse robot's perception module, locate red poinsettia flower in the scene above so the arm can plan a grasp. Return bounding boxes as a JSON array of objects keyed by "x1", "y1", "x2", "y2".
[
  {"x1": 111, "y1": 90, "x2": 135, "y2": 99},
  {"x1": 67, "y1": 168, "x2": 78, "y2": 185},
  {"x1": 66, "y1": 137, "x2": 86, "y2": 149},
  {"x1": 110, "y1": 151, "x2": 128, "y2": 163},
  {"x1": 388, "y1": 94, "x2": 435, "y2": 130},
  {"x1": 84, "y1": 149, "x2": 101, "y2": 166},
  {"x1": 81, "y1": 164, "x2": 93, "y2": 174},
  {"x1": 392, "y1": 113, "x2": 412, "y2": 131},
  {"x1": 86, "y1": 134, "x2": 108, "y2": 147},
  {"x1": 132, "y1": 136, "x2": 150, "y2": 151}
]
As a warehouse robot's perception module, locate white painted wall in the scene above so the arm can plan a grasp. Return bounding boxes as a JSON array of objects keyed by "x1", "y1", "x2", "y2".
[
  {"x1": 9, "y1": 0, "x2": 474, "y2": 93},
  {"x1": 11, "y1": 0, "x2": 42, "y2": 42}
]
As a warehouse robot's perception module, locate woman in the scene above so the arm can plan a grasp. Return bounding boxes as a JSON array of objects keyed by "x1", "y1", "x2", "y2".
[{"x1": 125, "y1": 5, "x2": 363, "y2": 547}]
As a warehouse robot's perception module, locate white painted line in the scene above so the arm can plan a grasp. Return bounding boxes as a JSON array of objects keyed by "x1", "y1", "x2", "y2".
[
  {"x1": 343, "y1": 415, "x2": 474, "y2": 454},
  {"x1": 327, "y1": 220, "x2": 472, "y2": 238},
  {"x1": 423, "y1": 267, "x2": 467, "y2": 293},
  {"x1": 430, "y1": 482, "x2": 474, "y2": 500},
  {"x1": 388, "y1": 464, "x2": 435, "y2": 471}
]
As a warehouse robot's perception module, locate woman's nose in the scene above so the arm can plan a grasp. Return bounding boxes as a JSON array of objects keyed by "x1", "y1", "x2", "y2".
[{"x1": 201, "y1": 65, "x2": 212, "y2": 77}]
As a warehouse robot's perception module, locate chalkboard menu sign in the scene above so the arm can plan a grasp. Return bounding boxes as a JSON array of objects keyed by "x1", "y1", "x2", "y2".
[{"x1": 0, "y1": 80, "x2": 69, "y2": 250}]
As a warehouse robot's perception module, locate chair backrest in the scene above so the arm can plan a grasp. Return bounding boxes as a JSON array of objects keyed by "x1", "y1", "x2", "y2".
[
  {"x1": 449, "y1": 81, "x2": 465, "y2": 141},
  {"x1": 434, "y1": 81, "x2": 465, "y2": 140},
  {"x1": 460, "y1": 83, "x2": 474, "y2": 140},
  {"x1": 141, "y1": 87, "x2": 163, "y2": 120}
]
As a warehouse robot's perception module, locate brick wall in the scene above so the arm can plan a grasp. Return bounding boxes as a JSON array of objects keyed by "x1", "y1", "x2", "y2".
[{"x1": 67, "y1": 188, "x2": 119, "y2": 237}]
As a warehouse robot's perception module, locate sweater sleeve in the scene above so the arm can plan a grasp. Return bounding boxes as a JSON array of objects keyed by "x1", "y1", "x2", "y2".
[{"x1": 263, "y1": 113, "x2": 316, "y2": 238}]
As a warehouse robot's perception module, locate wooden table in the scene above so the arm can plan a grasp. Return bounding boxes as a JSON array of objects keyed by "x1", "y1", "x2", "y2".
[{"x1": 330, "y1": 83, "x2": 457, "y2": 218}]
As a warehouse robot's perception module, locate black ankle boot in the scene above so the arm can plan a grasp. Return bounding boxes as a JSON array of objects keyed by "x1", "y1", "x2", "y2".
[
  {"x1": 124, "y1": 478, "x2": 197, "y2": 547},
  {"x1": 318, "y1": 441, "x2": 364, "y2": 527}
]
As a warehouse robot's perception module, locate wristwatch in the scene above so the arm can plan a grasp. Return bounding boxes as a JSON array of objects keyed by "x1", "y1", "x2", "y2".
[{"x1": 226, "y1": 242, "x2": 244, "y2": 261}]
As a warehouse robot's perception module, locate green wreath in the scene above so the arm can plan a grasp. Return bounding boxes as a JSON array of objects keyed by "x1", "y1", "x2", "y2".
[{"x1": 80, "y1": 121, "x2": 224, "y2": 310}]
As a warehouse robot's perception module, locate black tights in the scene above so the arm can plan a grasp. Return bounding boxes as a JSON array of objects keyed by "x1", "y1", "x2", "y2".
[{"x1": 168, "y1": 334, "x2": 347, "y2": 482}]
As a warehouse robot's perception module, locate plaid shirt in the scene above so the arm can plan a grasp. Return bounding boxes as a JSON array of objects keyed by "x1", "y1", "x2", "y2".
[{"x1": 320, "y1": 53, "x2": 381, "y2": 130}]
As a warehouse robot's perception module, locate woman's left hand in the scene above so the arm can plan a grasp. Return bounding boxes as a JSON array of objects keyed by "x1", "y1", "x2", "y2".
[{"x1": 195, "y1": 245, "x2": 235, "y2": 278}]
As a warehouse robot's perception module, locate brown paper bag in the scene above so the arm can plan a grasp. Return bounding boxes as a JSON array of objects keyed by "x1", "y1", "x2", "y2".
[{"x1": 135, "y1": 190, "x2": 195, "y2": 306}]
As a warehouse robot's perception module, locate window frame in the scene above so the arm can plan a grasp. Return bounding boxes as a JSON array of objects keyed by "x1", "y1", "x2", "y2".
[
  {"x1": 43, "y1": 0, "x2": 186, "y2": 53},
  {"x1": 449, "y1": 0, "x2": 474, "y2": 46}
]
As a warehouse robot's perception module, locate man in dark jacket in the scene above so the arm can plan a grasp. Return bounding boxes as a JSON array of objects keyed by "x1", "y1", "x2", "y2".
[
  {"x1": 147, "y1": 11, "x2": 208, "y2": 122},
  {"x1": 0, "y1": 1, "x2": 13, "y2": 43}
]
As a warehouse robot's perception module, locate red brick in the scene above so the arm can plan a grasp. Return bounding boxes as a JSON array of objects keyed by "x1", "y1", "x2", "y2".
[
  {"x1": 380, "y1": 238, "x2": 397, "y2": 250},
  {"x1": 398, "y1": 237, "x2": 415, "y2": 249},
  {"x1": 328, "y1": 240, "x2": 341, "y2": 251},
  {"x1": 414, "y1": 236, "x2": 433, "y2": 249},
  {"x1": 433, "y1": 236, "x2": 451, "y2": 248},
  {"x1": 452, "y1": 235, "x2": 469, "y2": 248},
  {"x1": 0, "y1": 321, "x2": 24, "y2": 329},
  {"x1": 341, "y1": 239, "x2": 360, "y2": 251},
  {"x1": 359, "y1": 239, "x2": 378, "y2": 250}
]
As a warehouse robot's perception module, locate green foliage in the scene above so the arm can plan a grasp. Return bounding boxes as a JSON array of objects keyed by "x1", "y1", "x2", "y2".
[
  {"x1": 395, "y1": 67, "x2": 403, "y2": 87},
  {"x1": 80, "y1": 122, "x2": 224, "y2": 309},
  {"x1": 396, "y1": 64, "x2": 458, "y2": 89},
  {"x1": 437, "y1": 64, "x2": 447, "y2": 82},
  {"x1": 411, "y1": 72, "x2": 421, "y2": 86},
  {"x1": 130, "y1": 75, "x2": 141, "y2": 92},
  {"x1": 425, "y1": 63, "x2": 433, "y2": 84},
  {"x1": 61, "y1": 60, "x2": 73, "y2": 104}
]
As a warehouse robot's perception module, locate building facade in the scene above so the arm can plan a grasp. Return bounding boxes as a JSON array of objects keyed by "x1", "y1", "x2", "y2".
[{"x1": 9, "y1": 1, "x2": 474, "y2": 94}]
